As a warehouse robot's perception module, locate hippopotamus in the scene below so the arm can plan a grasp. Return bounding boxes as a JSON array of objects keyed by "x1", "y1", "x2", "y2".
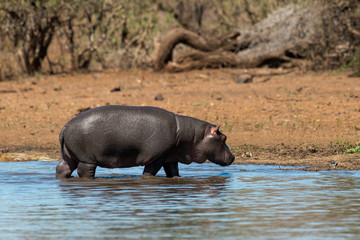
[{"x1": 56, "y1": 105, "x2": 234, "y2": 179}]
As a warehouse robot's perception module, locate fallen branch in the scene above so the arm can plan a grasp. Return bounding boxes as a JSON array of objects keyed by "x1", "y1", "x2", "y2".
[
  {"x1": 153, "y1": 4, "x2": 322, "y2": 72},
  {"x1": 153, "y1": 28, "x2": 243, "y2": 71}
]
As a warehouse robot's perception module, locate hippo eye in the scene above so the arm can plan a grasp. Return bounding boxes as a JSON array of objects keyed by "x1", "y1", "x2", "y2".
[{"x1": 221, "y1": 135, "x2": 227, "y2": 142}]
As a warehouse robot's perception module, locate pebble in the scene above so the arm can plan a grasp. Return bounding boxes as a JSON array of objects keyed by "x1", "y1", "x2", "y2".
[
  {"x1": 154, "y1": 93, "x2": 164, "y2": 101},
  {"x1": 236, "y1": 74, "x2": 253, "y2": 84}
]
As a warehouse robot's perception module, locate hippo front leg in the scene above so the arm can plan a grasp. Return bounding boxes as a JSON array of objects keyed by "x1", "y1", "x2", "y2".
[
  {"x1": 143, "y1": 159, "x2": 164, "y2": 177},
  {"x1": 77, "y1": 162, "x2": 97, "y2": 179},
  {"x1": 163, "y1": 162, "x2": 180, "y2": 178}
]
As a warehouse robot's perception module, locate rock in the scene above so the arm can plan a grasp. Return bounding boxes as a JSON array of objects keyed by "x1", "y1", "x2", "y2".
[
  {"x1": 242, "y1": 152, "x2": 253, "y2": 158},
  {"x1": 77, "y1": 107, "x2": 91, "y2": 114},
  {"x1": 236, "y1": 74, "x2": 253, "y2": 84},
  {"x1": 54, "y1": 86, "x2": 62, "y2": 91},
  {"x1": 211, "y1": 91, "x2": 223, "y2": 101},
  {"x1": 110, "y1": 86, "x2": 121, "y2": 92},
  {"x1": 154, "y1": 93, "x2": 164, "y2": 101},
  {"x1": 329, "y1": 160, "x2": 338, "y2": 168}
]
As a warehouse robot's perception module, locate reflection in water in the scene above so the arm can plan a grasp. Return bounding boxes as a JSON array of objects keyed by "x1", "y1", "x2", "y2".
[{"x1": 1, "y1": 161, "x2": 360, "y2": 239}]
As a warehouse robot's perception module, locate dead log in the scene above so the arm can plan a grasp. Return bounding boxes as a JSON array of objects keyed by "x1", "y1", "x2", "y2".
[
  {"x1": 153, "y1": 27, "x2": 291, "y2": 72},
  {"x1": 153, "y1": 4, "x2": 320, "y2": 72},
  {"x1": 166, "y1": 49, "x2": 290, "y2": 72},
  {"x1": 153, "y1": 28, "x2": 242, "y2": 71}
]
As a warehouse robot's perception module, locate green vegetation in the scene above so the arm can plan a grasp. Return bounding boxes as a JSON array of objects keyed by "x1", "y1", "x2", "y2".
[
  {"x1": 254, "y1": 122, "x2": 267, "y2": 130},
  {"x1": 331, "y1": 140, "x2": 351, "y2": 152},
  {"x1": 231, "y1": 145, "x2": 253, "y2": 151},
  {"x1": 330, "y1": 140, "x2": 360, "y2": 154},
  {"x1": 346, "y1": 143, "x2": 360, "y2": 153},
  {"x1": 231, "y1": 146, "x2": 243, "y2": 151}
]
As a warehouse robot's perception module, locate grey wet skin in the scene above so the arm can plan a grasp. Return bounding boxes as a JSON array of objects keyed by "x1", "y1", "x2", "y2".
[{"x1": 56, "y1": 105, "x2": 235, "y2": 179}]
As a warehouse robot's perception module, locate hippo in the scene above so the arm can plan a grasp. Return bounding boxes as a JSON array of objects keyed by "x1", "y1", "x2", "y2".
[{"x1": 56, "y1": 105, "x2": 234, "y2": 179}]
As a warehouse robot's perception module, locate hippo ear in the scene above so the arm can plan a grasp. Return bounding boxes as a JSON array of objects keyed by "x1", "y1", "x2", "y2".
[{"x1": 210, "y1": 125, "x2": 220, "y2": 135}]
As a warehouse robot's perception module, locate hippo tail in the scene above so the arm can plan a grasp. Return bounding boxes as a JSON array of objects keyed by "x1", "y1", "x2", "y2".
[{"x1": 59, "y1": 125, "x2": 66, "y2": 159}]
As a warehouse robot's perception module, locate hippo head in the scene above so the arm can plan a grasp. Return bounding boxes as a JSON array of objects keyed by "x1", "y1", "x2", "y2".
[{"x1": 195, "y1": 125, "x2": 235, "y2": 166}]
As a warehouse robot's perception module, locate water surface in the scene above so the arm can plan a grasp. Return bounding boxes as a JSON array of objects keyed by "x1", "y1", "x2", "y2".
[{"x1": 1, "y1": 161, "x2": 360, "y2": 239}]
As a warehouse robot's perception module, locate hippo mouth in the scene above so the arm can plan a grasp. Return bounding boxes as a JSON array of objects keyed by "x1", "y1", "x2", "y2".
[
  {"x1": 227, "y1": 155, "x2": 235, "y2": 165},
  {"x1": 210, "y1": 155, "x2": 235, "y2": 166}
]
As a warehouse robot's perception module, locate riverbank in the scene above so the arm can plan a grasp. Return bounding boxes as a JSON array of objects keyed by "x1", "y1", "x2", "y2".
[{"x1": 1, "y1": 69, "x2": 359, "y2": 170}]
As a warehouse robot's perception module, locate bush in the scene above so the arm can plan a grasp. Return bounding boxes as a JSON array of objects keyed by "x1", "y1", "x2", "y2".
[{"x1": 0, "y1": 0, "x2": 359, "y2": 79}]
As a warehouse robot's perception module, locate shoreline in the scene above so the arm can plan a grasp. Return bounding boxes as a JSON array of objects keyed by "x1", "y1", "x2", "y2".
[{"x1": 1, "y1": 145, "x2": 359, "y2": 171}]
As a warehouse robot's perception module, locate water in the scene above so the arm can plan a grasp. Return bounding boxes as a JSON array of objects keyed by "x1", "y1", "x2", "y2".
[{"x1": 1, "y1": 161, "x2": 360, "y2": 240}]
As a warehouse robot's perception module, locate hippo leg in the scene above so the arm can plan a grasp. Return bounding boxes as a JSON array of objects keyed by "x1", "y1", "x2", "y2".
[
  {"x1": 56, "y1": 159, "x2": 76, "y2": 179},
  {"x1": 77, "y1": 162, "x2": 97, "y2": 178},
  {"x1": 143, "y1": 159, "x2": 164, "y2": 177},
  {"x1": 163, "y1": 162, "x2": 180, "y2": 178}
]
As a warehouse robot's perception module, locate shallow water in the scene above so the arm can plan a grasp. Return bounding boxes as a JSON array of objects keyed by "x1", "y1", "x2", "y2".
[{"x1": 1, "y1": 161, "x2": 360, "y2": 239}]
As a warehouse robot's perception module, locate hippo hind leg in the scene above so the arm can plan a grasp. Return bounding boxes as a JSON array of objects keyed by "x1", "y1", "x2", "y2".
[
  {"x1": 56, "y1": 159, "x2": 76, "y2": 179},
  {"x1": 56, "y1": 143, "x2": 78, "y2": 179}
]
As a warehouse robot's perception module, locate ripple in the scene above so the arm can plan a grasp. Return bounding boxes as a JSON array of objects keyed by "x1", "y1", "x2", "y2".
[{"x1": 1, "y1": 162, "x2": 360, "y2": 239}]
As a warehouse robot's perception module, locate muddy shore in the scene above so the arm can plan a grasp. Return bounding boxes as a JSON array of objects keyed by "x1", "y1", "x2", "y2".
[{"x1": 1, "y1": 69, "x2": 359, "y2": 170}]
